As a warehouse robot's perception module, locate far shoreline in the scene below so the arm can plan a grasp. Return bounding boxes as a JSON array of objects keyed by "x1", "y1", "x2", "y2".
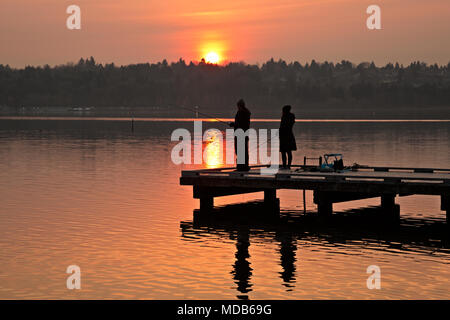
[
  {"x1": 1, "y1": 116, "x2": 450, "y2": 122},
  {"x1": 2, "y1": 104, "x2": 449, "y2": 121}
]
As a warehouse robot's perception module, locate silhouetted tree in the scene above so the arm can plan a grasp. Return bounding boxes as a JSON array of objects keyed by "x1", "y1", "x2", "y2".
[{"x1": 0, "y1": 58, "x2": 449, "y2": 112}]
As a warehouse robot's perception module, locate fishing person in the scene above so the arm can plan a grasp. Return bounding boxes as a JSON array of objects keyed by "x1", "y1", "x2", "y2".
[
  {"x1": 229, "y1": 99, "x2": 251, "y2": 171},
  {"x1": 279, "y1": 105, "x2": 297, "y2": 169}
]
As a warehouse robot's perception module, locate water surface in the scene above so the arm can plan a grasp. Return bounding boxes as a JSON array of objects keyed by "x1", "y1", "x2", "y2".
[{"x1": 0, "y1": 118, "x2": 449, "y2": 299}]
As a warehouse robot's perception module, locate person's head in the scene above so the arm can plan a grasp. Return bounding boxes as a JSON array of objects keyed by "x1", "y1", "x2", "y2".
[
  {"x1": 237, "y1": 99, "x2": 246, "y2": 111},
  {"x1": 282, "y1": 105, "x2": 291, "y2": 114}
]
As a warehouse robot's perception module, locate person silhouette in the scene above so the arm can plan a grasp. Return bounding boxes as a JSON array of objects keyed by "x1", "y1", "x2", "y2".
[
  {"x1": 229, "y1": 99, "x2": 251, "y2": 171},
  {"x1": 279, "y1": 105, "x2": 297, "y2": 169}
]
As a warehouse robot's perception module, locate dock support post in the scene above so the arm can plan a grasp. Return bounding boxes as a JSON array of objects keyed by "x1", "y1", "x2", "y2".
[
  {"x1": 303, "y1": 158, "x2": 307, "y2": 213},
  {"x1": 317, "y1": 201, "x2": 332, "y2": 217},
  {"x1": 381, "y1": 194, "x2": 396, "y2": 210},
  {"x1": 441, "y1": 195, "x2": 450, "y2": 223},
  {"x1": 381, "y1": 194, "x2": 400, "y2": 222},
  {"x1": 303, "y1": 189, "x2": 306, "y2": 213},
  {"x1": 264, "y1": 189, "x2": 280, "y2": 214},
  {"x1": 200, "y1": 197, "x2": 213, "y2": 212},
  {"x1": 313, "y1": 191, "x2": 332, "y2": 217},
  {"x1": 264, "y1": 189, "x2": 276, "y2": 204},
  {"x1": 264, "y1": 189, "x2": 277, "y2": 207}
]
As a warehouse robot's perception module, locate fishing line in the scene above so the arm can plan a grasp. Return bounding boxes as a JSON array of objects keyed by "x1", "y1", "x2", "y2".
[{"x1": 174, "y1": 105, "x2": 230, "y2": 126}]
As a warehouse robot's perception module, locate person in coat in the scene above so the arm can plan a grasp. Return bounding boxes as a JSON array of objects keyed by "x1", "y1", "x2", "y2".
[
  {"x1": 279, "y1": 105, "x2": 297, "y2": 169},
  {"x1": 230, "y1": 99, "x2": 251, "y2": 171}
]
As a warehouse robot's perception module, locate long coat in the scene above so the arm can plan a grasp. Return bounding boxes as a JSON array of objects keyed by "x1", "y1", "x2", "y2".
[
  {"x1": 232, "y1": 108, "x2": 251, "y2": 131},
  {"x1": 279, "y1": 112, "x2": 297, "y2": 152},
  {"x1": 231, "y1": 108, "x2": 251, "y2": 160}
]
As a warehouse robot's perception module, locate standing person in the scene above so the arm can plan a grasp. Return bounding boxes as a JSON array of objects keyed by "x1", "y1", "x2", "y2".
[
  {"x1": 279, "y1": 105, "x2": 297, "y2": 169},
  {"x1": 230, "y1": 99, "x2": 251, "y2": 171}
]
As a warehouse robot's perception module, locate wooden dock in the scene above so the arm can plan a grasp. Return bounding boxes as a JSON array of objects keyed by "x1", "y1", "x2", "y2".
[{"x1": 180, "y1": 165, "x2": 450, "y2": 222}]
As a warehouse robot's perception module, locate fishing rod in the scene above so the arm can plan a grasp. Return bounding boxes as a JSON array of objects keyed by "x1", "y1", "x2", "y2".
[{"x1": 174, "y1": 105, "x2": 231, "y2": 126}]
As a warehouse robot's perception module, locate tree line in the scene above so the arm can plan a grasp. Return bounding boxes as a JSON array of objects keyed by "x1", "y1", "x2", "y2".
[{"x1": 0, "y1": 57, "x2": 449, "y2": 114}]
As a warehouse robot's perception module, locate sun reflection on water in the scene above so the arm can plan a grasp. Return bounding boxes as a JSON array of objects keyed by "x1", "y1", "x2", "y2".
[{"x1": 204, "y1": 130, "x2": 224, "y2": 168}]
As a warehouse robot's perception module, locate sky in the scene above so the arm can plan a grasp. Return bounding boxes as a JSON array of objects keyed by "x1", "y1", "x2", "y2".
[{"x1": 1, "y1": 0, "x2": 449, "y2": 67}]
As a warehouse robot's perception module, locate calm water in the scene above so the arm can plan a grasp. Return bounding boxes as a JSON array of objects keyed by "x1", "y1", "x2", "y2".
[{"x1": 0, "y1": 118, "x2": 449, "y2": 299}]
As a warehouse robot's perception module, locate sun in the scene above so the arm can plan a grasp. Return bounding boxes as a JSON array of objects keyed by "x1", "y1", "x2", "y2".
[{"x1": 204, "y1": 51, "x2": 220, "y2": 64}]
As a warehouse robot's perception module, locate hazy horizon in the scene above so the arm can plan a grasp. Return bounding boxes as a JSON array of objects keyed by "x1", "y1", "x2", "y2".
[
  {"x1": 1, "y1": 0, "x2": 449, "y2": 68},
  {"x1": 2, "y1": 57, "x2": 450, "y2": 69}
]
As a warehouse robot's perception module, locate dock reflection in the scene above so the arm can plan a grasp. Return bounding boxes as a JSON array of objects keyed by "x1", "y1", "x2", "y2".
[{"x1": 180, "y1": 201, "x2": 450, "y2": 298}]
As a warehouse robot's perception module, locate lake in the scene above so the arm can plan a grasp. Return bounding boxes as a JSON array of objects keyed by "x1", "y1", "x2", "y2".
[{"x1": 0, "y1": 118, "x2": 449, "y2": 299}]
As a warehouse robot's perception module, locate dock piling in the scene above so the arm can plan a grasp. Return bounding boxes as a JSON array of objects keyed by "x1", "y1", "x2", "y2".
[
  {"x1": 264, "y1": 189, "x2": 276, "y2": 204},
  {"x1": 317, "y1": 200, "x2": 333, "y2": 217},
  {"x1": 441, "y1": 195, "x2": 450, "y2": 223},
  {"x1": 381, "y1": 194, "x2": 396, "y2": 210},
  {"x1": 314, "y1": 191, "x2": 333, "y2": 216},
  {"x1": 380, "y1": 194, "x2": 400, "y2": 222},
  {"x1": 264, "y1": 189, "x2": 280, "y2": 213},
  {"x1": 200, "y1": 197, "x2": 214, "y2": 212}
]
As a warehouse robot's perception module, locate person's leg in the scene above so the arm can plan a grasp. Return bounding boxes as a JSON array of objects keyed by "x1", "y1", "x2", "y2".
[
  {"x1": 281, "y1": 152, "x2": 287, "y2": 168},
  {"x1": 234, "y1": 136, "x2": 241, "y2": 170},
  {"x1": 243, "y1": 137, "x2": 249, "y2": 170},
  {"x1": 235, "y1": 136, "x2": 248, "y2": 171},
  {"x1": 287, "y1": 151, "x2": 293, "y2": 169},
  {"x1": 235, "y1": 136, "x2": 244, "y2": 171}
]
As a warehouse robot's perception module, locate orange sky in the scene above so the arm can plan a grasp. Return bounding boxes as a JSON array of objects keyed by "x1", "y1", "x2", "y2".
[{"x1": 1, "y1": 0, "x2": 449, "y2": 67}]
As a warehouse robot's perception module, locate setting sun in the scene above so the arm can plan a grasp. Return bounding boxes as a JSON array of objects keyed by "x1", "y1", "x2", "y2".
[{"x1": 204, "y1": 52, "x2": 220, "y2": 64}]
